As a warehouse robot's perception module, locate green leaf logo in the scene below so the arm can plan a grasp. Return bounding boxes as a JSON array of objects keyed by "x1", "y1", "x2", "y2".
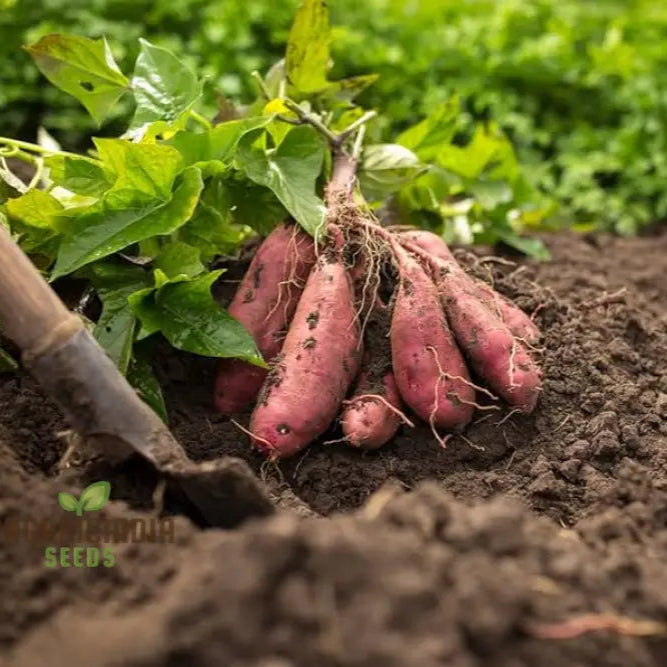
[{"x1": 58, "y1": 481, "x2": 111, "y2": 517}]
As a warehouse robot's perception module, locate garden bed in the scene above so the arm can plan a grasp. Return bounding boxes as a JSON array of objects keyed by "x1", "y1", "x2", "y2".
[{"x1": 1, "y1": 230, "x2": 667, "y2": 666}]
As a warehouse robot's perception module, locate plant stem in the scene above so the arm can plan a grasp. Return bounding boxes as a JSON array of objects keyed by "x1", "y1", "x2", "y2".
[
  {"x1": 352, "y1": 125, "x2": 367, "y2": 161},
  {"x1": 1, "y1": 149, "x2": 36, "y2": 166},
  {"x1": 28, "y1": 157, "x2": 44, "y2": 190},
  {"x1": 282, "y1": 99, "x2": 341, "y2": 146},
  {"x1": 328, "y1": 152, "x2": 358, "y2": 200},
  {"x1": 0, "y1": 137, "x2": 82, "y2": 160},
  {"x1": 251, "y1": 71, "x2": 272, "y2": 101},
  {"x1": 339, "y1": 111, "x2": 377, "y2": 142},
  {"x1": 189, "y1": 109, "x2": 213, "y2": 130}
]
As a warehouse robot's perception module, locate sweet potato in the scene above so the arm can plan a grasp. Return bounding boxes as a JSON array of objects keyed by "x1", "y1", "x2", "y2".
[
  {"x1": 249, "y1": 227, "x2": 361, "y2": 458},
  {"x1": 341, "y1": 301, "x2": 402, "y2": 449},
  {"x1": 390, "y1": 247, "x2": 475, "y2": 430},
  {"x1": 436, "y1": 266, "x2": 542, "y2": 411},
  {"x1": 401, "y1": 230, "x2": 541, "y2": 344},
  {"x1": 214, "y1": 223, "x2": 316, "y2": 414},
  {"x1": 341, "y1": 370, "x2": 402, "y2": 449}
]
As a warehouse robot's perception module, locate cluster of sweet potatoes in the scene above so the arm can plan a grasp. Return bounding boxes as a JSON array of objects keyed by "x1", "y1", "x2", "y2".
[{"x1": 214, "y1": 162, "x2": 543, "y2": 460}]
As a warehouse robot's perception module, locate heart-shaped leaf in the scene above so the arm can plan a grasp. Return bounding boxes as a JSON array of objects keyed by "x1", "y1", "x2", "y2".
[
  {"x1": 53, "y1": 166, "x2": 204, "y2": 278},
  {"x1": 359, "y1": 144, "x2": 424, "y2": 200},
  {"x1": 26, "y1": 35, "x2": 129, "y2": 125},
  {"x1": 130, "y1": 39, "x2": 203, "y2": 129},
  {"x1": 237, "y1": 126, "x2": 326, "y2": 236},
  {"x1": 129, "y1": 270, "x2": 265, "y2": 365}
]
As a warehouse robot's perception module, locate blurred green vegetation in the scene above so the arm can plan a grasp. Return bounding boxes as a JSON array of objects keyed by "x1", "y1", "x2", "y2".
[{"x1": 3, "y1": 0, "x2": 667, "y2": 233}]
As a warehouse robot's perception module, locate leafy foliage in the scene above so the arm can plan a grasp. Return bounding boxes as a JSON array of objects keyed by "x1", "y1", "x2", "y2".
[
  {"x1": 3, "y1": 0, "x2": 664, "y2": 234},
  {"x1": 6, "y1": 0, "x2": 651, "y2": 421}
]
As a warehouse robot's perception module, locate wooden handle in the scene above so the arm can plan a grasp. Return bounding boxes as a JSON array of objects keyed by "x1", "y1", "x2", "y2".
[{"x1": 0, "y1": 224, "x2": 81, "y2": 355}]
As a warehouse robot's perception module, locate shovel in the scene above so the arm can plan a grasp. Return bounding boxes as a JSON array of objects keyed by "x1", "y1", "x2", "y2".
[{"x1": 0, "y1": 225, "x2": 273, "y2": 527}]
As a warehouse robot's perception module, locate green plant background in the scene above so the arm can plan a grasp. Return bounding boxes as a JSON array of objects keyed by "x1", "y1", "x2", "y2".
[{"x1": 2, "y1": 0, "x2": 666, "y2": 234}]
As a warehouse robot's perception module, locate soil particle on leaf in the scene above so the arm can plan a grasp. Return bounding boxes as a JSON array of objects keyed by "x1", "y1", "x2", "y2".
[{"x1": 2, "y1": 232, "x2": 667, "y2": 666}]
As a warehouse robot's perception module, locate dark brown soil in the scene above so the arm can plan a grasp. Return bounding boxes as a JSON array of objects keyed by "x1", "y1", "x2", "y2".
[{"x1": 1, "y1": 231, "x2": 667, "y2": 666}]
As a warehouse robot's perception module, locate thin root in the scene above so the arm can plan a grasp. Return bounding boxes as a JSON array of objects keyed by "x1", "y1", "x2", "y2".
[
  {"x1": 344, "y1": 394, "x2": 415, "y2": 427},
  {"x1": 530, "y1": 303, "x2": 547, "y2": 321},
  {"x1": 552, "y1": 414, "x2": 571, "y2": 433},
  {"x1": 230, "y1": 418, "x2": 275, "y2": 453},
  {"x1": 581, "y1": 287, "x2": 627, "y2": 310},
  {"x1": 457, "y1": 433, "x2": 485, "y2": 452},
  {"x1": 526, "y1": 614, "x2": 667, "y2": 640},
  {"x1": 259, "y1": 456, "x2": 284, "y2": 484},
  {"x1": 425, "y1": 346, "x2": 499, "y2": 406},
  {"x1": 293, "y1": 446, "x2": 313, "y2": 478},
  {"x1": 472, "y1": 412, "x2": 496, "y2": 426},
  {"x1": 479, "y1": 256, "x2": 517, "y2": 267},
  {"x1": 495, "y1": 408, "x2": 521, "y2": 426},
  {"x1": 322, "y1": 436, "x2": 350, "y2": 446}
]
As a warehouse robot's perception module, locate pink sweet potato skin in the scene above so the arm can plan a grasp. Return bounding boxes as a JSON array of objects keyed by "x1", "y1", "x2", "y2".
[
  {"x1": 402, "y1": 230, "x2": 541, "y2": 344},
  {"x1": 439, "y1": 269, "x2": 542, "y2": 412},
  {"x1": 214, "y1": 223, "x2": 316, "y2": 414},
  {"x1": 249, "y1": 235, "x2": 362, "y2": 459},
  {"x1": 390, "y1": 251, "x2": 475, "y2": 430},
  {"x1": 341, "y1": 371, "x2": 401, "y2": 449}
]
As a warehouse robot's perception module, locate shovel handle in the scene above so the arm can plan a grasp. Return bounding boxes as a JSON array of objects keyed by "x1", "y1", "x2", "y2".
[{"x1": 0, "y1": 225, "x2": 82, "y2": 355}]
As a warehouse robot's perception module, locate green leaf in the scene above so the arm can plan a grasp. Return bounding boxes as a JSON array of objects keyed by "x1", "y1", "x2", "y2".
[
  {"x1": 237, "y1": 126, "x2": 326, "y2": 236},
  {"x1": 7, "y1": 189, "x2": 63, "y2": 228},
  {"x1": 26, "y1": 35, "x2": 128, "y2": 125},
  {"x1": 0, "y1": 347, "x2": 18, "y2": 373},
  {"x1": 220, "y1": 178, "x2": 287, "y2": 237},
  {"x1": 6, "y1": 189, "x2": 63, "y2": 257},
  {"x1": 127, "y1": 354, "x2": 167, "y2": 423},
  {"x1": 285, "y1": 0, "x2": 330, "y2": 93},
  {"x1": 94, "y1": 139, "x2": 184, "y2": 200},
  {"x1": 45, "y1": 155, "x2": 110, "y2": 197},
  {"x1": 57, "y1": 492, "x2": 80, "y2": 514},
  {"x1": 178, "y1": 177, "x2": 243, "y2": 260},
  {"x1": 359, "y1": 144, "x2": 424, "y2": 200},
  {"x1": 130, "y1": 39, "x2": 203, "y2": 129},
  {"x1": 154, "y1": 241, "x2": 204, "y2": 279},
  {"x1": 397, "y1": 98, "x2": 460, "y2": 162},
  {"x1": 88, "y1": 263, "x2": 152, "y2": 374},
  {"x1": 53, "y1": 166, "x2": 204, "y2": 278},
  {"x1": 79, "y1": 480, "x2": 111, "y2": 512},
  {"x1": 496, "y1": 230, "x2": 551, "y2": 261},
  {"x1": 130, "y1": 271, "x2": 265, "y2": 365},
  {"x1": 469, "y1": 179, "x2": 514, "y2": 210},
  {"x1": 438, "y1": 125, "x2": 518, "y2": 183},
  {"x1": 168, "y1": 116, "x2": 272, "y2": 167},
  {"x1": 320, "y1": 74, "x2": 379, "y2": 103},
  {"x1": 95, "y1": 298, "x2": 136, "y2": 374}
]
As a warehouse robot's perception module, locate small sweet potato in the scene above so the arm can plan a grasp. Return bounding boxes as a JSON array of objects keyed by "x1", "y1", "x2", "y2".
[
  {"x1": 341, "y1": 301, "x2": 401, "y2": 450},
  {"x1": 401, "y1": 230, "x2": 540, "y2": 344},
  {"x1": 390, "y1": 247, "x2": 475, "y2": 430},
  {"x1": 249, "y1": 227, "x2": 361, "y2": 458},
  {"x1": 341, "y1": 370, "x2": 402, "y2": 449},
  {"x1": 214, "y1": 223, "x2": 316, "y2": 414}
]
